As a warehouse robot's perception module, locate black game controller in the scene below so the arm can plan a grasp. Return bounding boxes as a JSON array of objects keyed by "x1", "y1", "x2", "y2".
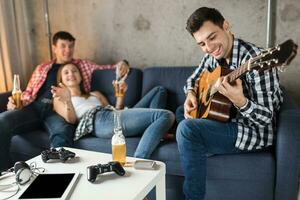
[
  {"x1": 87, "y1": 161, "x2": 125, "y2": 183},
  {"x1": 41, "y1": 147, "x2": 76, "y2": 163}
]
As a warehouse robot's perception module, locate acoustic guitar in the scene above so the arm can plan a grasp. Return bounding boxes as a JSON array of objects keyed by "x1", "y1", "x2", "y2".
[{"x1": 190, "y1": 39, "x2": 298, "y2": 122}]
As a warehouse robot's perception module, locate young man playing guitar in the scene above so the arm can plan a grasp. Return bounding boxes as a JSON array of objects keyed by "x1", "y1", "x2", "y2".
[{"x1": 176, "y1": 7, "x2": 297, "y2": 200}]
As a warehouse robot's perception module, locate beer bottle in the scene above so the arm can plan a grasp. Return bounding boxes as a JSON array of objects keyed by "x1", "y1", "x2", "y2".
[
  {"x1": 12, "y1": 74, "x2": 22, "y2": 109},
  {"x1": 114, "y1": 64, "x2": 125, "y2": 97},
  {"x1": 111, "y1": 110, "x2": 126, "y2": 165}
]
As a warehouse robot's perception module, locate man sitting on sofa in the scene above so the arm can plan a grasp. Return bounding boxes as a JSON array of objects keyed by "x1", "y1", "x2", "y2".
[
  {"x1": 0, "y1": 31, "x2": 129, "y2": 171},
  {"x1": 176, "y1": 7, "x2": 285, "y2": 200}
]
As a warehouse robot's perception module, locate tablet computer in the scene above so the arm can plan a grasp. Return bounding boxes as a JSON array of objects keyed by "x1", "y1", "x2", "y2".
[{"x1": 18, "y1": 172, "x2": 80, "y2": 200}]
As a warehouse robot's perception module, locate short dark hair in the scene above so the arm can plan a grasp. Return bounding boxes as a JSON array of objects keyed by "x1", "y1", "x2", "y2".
[
  {"x1": 52, "y1": 31, "x2": 76, "y2": 45},
  {"x1": 186, "y1": 7, "x2": 225, "y2": 36}
]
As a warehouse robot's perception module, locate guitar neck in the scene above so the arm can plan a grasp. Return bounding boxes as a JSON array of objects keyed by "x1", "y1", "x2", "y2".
[
  {"x1": 227, "y1": 61, "x2": 249, "y2": 83},
  {"x1": 210, "y1": 39, "x2": 297, "y2": 96}
]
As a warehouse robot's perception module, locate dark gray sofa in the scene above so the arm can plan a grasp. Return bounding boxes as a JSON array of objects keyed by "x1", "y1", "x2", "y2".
[{"x1": 0, "y1": 66, "x2": 299, "y2": 200}]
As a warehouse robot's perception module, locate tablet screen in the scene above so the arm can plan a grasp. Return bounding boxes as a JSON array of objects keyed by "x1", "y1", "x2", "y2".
[{"x1": 19, "y1": 173, "x2": 78, "y2": 199}]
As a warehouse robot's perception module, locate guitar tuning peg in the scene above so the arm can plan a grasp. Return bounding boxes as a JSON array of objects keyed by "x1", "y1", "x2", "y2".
[{"x1": 259, "y1": 64, "x2": 264, "y2": 68}]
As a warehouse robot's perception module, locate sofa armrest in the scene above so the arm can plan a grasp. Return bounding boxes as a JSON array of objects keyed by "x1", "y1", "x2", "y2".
[
  {"x1": 275, "y1": 94, "x2": 300, "y2": 200},
  {"x1": 0, "y1": 92, "x2": 10, "y2": 113}
]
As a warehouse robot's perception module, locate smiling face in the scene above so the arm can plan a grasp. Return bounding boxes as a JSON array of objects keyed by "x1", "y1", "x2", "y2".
[
  {"x1": 59, "y1": 63, "x2": 82, "y2": 88},
  {"x1": 52, "y1": 39, "x2": 75, "y2": 64},
  {"x1": 193, "y1": 20, "x2": 233, "y2": 60}
]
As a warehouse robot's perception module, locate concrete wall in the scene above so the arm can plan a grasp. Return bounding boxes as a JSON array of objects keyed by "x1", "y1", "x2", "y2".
[
  {"x1": 25, "y1": 0, "x2": 300, "y2": 105},
  {"x1": 276, "y1": 0, "x2": 300, "y2": 105}
]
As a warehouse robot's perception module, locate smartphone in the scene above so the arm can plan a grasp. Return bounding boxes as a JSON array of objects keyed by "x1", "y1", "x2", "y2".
[{"x1": 133, "y1": 160, "x2": 157, "y2": 170}]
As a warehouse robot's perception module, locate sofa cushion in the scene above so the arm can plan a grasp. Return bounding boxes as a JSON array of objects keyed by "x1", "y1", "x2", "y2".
[
  {"x1": 206, "y1": 152, "x2": 274, "y2": 181},
  {"x1": 91, "y1": 68, "x2": 143, "y2": 107},
  {"x1": 74, "y1": 136, "x2": 141, "y2": 157},
  {"x1": 152, "y1": 139, "x2": 274, "y2": 182},
  {"x1": 142, "y1": 67, "x2": 196, "y2": 112}
]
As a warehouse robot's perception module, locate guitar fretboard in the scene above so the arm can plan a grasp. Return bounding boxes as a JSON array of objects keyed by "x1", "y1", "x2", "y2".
[{"x1": 227, "y1": 62, "x2": 249, "y2": 83}]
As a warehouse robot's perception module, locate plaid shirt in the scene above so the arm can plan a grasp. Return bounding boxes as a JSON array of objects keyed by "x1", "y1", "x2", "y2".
[
  {"x1": 185, "y1": 37, "x2": 283, "y2": 150},
  {"x1": 21, "y1": 59, "x2": 115, "y2": 106}
]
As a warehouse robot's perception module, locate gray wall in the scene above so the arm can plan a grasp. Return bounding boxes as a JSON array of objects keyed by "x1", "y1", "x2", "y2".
[{"x1": 25, "y1": 0, "x2": 300, "y2": 105}]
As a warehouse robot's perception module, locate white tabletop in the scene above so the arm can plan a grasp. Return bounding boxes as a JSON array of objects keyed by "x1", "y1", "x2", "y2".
[{"x1": 1, "y1": 148, "x2": 166, "y2": 200}]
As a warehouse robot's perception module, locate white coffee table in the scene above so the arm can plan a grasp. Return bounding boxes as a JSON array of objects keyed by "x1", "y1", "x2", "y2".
[{"x1": 1, "y1": 148, "x2": 166, "y2": 200}]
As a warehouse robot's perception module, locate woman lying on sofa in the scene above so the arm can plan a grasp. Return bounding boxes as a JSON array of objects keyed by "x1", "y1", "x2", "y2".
[{"x1": 51, "y1": 63, "x2": 174, "y2": 159}]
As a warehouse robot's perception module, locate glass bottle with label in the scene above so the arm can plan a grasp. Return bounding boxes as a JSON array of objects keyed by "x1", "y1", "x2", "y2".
[
  {"x1": 12, "y1": 74, "x2": 22, "y2": 109},
  {"x1": 111, "y1": 110, "x2": 126, "y2": 165}
]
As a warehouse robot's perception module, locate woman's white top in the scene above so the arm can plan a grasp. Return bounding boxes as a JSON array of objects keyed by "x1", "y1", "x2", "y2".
[{"x1": 71, "y1": 95, "x2": 102, "y2": 119}]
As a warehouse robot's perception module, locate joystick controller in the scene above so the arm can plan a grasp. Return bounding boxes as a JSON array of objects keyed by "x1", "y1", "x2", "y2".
[
  {"x1": 87, "y1": 161, "x2": 125, "y2": 183},
  {"x1": 41, "y1": 147, "x2": 75, "y2": 163}
]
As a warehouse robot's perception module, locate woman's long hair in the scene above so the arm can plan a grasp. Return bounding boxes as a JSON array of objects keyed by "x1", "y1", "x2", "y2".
[{"x1": 56, "y1": 62, "x2": 89, "y2": 98}]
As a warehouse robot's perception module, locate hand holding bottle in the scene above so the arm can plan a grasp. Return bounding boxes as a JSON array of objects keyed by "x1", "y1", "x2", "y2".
[
  {"x1": 113, "y1": 73, "x2": 128, "y2": 97},
  {"x1": 115, "y1": 60, "x2": 130, "y2": 80},
  {"x1": 51, "y1": 83, "x2": 71, "y2": 103},
  {"x1": 7, "y1": 96, "x2": 20, "y2": 110},
  {"x1": 7, "y1": 74, "x2": 22, "y2": 110}
]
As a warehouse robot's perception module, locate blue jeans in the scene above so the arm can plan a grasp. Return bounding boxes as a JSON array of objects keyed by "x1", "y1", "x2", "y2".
[
  {"x1": 93, "y1": 86, "x2": 174, "y2": 158},
  {"x1": 133, "y1": 86, "x2": 167, "y2": 109},
  {"x1": 94, "y1": 108, "x2": 174, "y2": 158},
  {"x1": 176, "y1": 119, "x2": 241, "y2": 200},
  {"x1": 0, "y1": 100, "x2": 75, "y2": 171}
]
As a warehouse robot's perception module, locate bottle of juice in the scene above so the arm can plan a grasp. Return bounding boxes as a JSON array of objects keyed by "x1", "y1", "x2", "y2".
[
  {"x1": 111, "y1": 111, "x2": 126, "y2": 165},
  {"x1": 12, "y1": 74, "x2": 22, "y2": 109}
]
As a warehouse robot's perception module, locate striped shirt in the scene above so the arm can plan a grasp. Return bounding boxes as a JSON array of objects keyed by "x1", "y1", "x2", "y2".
[
  {"x1": 21, "y1": 59, "x2": 115, "y2": 106},
  {"x1": 185, "y1": 37, "x2": 283, "y2": 150}
]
